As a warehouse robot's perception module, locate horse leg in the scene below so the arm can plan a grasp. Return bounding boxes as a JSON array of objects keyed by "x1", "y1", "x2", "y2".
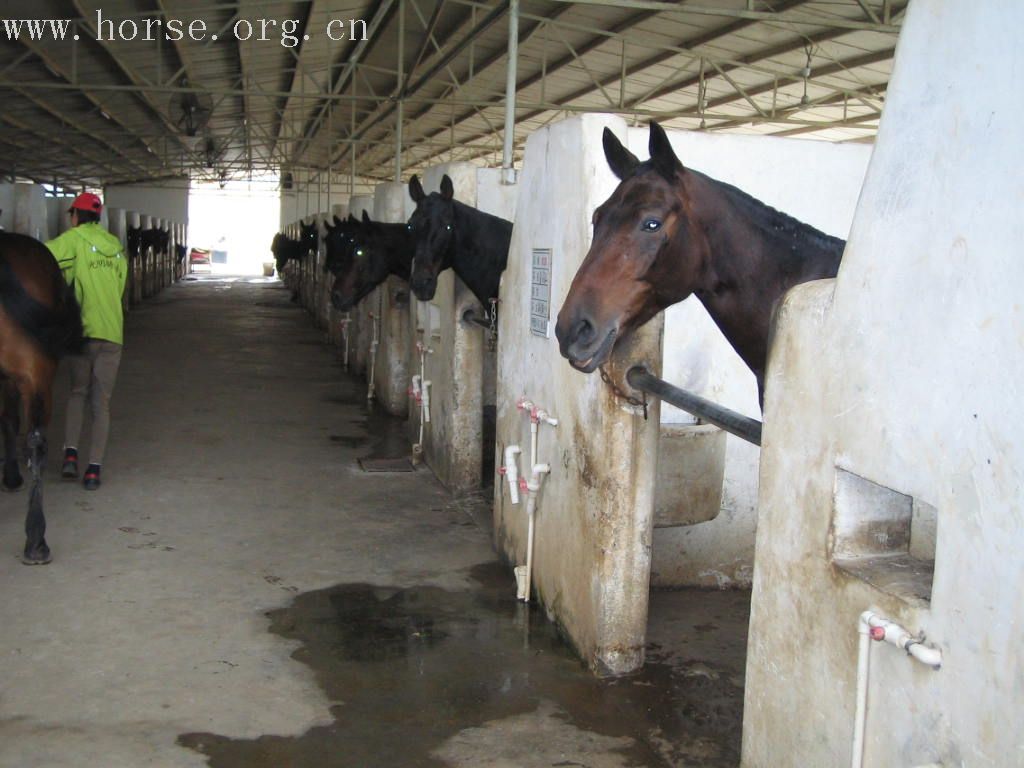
[
  {"x1": 1, "y1": 383, "x2": 23, "y2": 492},
  {"x1": 21, "y1": 374, "x2": 53, "y2": 565}
]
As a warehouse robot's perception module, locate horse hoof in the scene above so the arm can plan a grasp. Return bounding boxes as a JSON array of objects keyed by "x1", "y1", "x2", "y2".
[
  {"x1": 1, "y1": 477, "x2": 24, "y2": 493},
  {"x1": 21, "y1": 547, "x2": 52, "y2": 565}
]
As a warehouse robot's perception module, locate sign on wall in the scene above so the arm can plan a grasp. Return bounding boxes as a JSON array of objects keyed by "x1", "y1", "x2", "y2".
[{"x1": 530, "y1": 248, "x2": 552, "y2": 337}]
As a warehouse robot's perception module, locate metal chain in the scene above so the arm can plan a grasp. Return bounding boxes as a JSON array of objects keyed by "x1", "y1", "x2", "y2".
[
  {"x1": 599, "y1": 365, "x2": 648, "y2": 420},
  {"x1": 487, "y1": 298, "x2": 499, "y2": 350}
]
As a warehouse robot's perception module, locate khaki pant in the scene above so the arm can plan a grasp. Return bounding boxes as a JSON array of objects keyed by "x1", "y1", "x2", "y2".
[{"x1": 64, "y1": 340, "x2": 123, "y2": 466}]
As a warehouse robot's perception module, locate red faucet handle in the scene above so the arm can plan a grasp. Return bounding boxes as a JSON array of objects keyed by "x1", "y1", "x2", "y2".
[
  {"x1": 518, "y1": 477, "x2": 528, "y2": 491},
  {"x1": 869, "y1": 626, "x2": 886, "y2": 641},
  {"x1": 498, "y1": 466, "x2": 507, "y2": 476}
]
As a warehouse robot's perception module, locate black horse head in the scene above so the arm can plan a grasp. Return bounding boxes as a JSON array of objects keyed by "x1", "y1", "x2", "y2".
[
  {"x1": 330, "y1": 212, "x2": 414, "y2": 312},
  {"x1": 407, "y1": 174, "x2": 456, "y2": 301},
  {"x1": 323, "y1": 214, "x2": 360, "y2": 276},
  {"x1": 299, "y1": 219, "x2": 319, "y2": 257},
  {"x1": 126, "y1": 226, "x2": 141, "y2": 260}
]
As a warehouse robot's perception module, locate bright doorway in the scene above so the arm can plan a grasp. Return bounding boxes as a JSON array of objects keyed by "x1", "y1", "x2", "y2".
[{"x1": 188, "y1": 173, "x2": 280, "y2": 276}]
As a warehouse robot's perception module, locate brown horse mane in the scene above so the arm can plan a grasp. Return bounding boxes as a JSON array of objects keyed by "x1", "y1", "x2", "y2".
[{"x1": 691, "y1": 168, "x2": 846, "y2": 258}]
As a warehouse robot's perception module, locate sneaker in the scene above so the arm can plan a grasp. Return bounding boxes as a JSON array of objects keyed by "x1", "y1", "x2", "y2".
[
  {"x1": 61, "y1": 449, "x2": 78, "y2": 480},
  {"x1": 83, "y1": 464, "x2": 101, "y2": 491}
]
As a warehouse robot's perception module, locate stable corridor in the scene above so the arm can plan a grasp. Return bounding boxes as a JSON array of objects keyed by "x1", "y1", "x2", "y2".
[{"x1": 0, "y1": 276, "x2": 746, "y2": 768}]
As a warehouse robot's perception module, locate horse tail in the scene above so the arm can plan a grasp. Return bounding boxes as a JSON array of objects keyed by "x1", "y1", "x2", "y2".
[
  {"x1": 49, "y1": 276, "x2": 86, "y2": 357},
  {"x1": 0, "y1": 248, "x2": 85, "y2": 360}
]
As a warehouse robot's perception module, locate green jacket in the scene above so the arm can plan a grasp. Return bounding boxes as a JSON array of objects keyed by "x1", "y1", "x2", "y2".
[{"x1": 46, "y1": 223, "x2": 128, "y2": 345}]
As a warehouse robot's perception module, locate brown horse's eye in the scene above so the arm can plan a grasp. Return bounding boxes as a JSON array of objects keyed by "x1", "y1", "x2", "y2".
[{"x1": 642, "y1": 218, "x2": 662, "y2": 232}]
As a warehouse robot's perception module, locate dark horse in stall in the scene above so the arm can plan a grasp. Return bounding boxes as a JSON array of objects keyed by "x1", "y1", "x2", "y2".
[
  {"x1": 126, "y1": 225, "x2": 142, "y2": 261},
  {"x1": 406, "y1": 174, "x2": 512, "y2": 309},
  {"x1": 0, "y1": 233, "x2": 85, "y2": 563},
  {"x1": 327, "y1": 212, "x2": 414, "y2": 312},
  {"x1": 555, "y1": 122, "x2": 845, "y2": 405},
  {"x1": 141, "y1": 227, "x2": 170, "y2": 256},
  {"x1": 271, "y1": 220, "x2": 319, "y2": 275},
  {"x1": 323, "y1": 214, "x2": 359, "y2": 278}
]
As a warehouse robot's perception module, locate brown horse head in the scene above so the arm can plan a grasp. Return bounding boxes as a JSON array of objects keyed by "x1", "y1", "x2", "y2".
[{"x1": 556, "y1": 122, "x2": 707, "y2": 372}]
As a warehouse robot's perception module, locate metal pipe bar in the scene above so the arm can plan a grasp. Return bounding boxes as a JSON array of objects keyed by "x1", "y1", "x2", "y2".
[
  {"x1": 396, "y1": 0, "x2": 405, "y2": 181},
  {"x1": 461, "y1": 309, "x2": 493, "y2": 330},
  {"x1": 543, "y1": 0, "x2": 901, "y2": 33},
  {"x1": 502, "y1": 0, "x2": 519, "y2": 182},
  {"x1": 626, "y1": 366, "x2": 762, "y2": 446}
]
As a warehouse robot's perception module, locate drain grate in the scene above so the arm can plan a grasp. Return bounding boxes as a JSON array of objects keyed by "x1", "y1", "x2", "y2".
[{"x1": 358, "y1": 457, "x2": 416, "y2": 473}]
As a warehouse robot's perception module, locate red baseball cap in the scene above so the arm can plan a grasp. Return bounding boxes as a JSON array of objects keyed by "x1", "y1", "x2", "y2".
[{"x1": 69, "y1": 192, "x2": 103, "y2": 214}]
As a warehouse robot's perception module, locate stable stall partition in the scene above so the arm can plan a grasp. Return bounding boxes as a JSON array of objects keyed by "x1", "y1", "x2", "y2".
[
  {"x1": 366, "y1": 183, "x2": 411, "y2": 417},
  {"x1": 10, "y1": 183, "x2": 47, "y2": 240},
  {"x1": 346, "y1": 194, "x2": 376, "y2": 378},
  {"x1": 494, "y1": 115, "x2": 663, "y2": 675},
  {"x1": 743, "y1": 2, "x2": 1023, "y2": 765},
  {"x1": 324, "y1": 202, "x2": 350, "y2": 350},
  {"x1": 409, "y1": 164, "x2": 514, "y2": 494},
  {"x1": 45, "y1": 196, "x2": 74, "y2": 240}
]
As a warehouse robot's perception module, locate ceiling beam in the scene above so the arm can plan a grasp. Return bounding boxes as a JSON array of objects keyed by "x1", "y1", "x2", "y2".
[
  {"x1": 70, "y1": 0, "x2": 196, "y2": 158},
  {"x1": 369, "y1": 0, "x2": 809, "y2": 174},
  {"x1": 6, "y1": 36, "x2": 172, "y2": 178},
  {"x1": 543, "y1": 0, "x2": 901, "y2": 33}
]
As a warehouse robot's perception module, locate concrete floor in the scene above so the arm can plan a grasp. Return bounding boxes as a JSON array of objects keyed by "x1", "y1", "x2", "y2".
[{"x1": 0, "y1": 275, "x2": 748, "y2": 767}]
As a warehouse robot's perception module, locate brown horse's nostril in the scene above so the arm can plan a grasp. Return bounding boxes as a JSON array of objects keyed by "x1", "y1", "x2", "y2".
[{"x1": 571, "y1": 317, "x2": 595, "y2": 347}]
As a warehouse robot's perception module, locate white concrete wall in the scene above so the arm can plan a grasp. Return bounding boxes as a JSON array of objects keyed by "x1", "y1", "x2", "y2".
[
  {"x1": 282, "y1": 184, "x2": 352, "y2": 228},
  {"x1": 743, "y1": 2, "x2": 1024, "y2": 766},
  {"x1": 105, "y1": 179, "x2": 188, "y2": 224},
  {"x1": 494, "y1": 114, "x2": 663, "y2": 675},
  {"x1": 45, "y1": 197, "x2": 74, "y2": 240},
  {"x1": 413, "y1": 162, "x2": 485, "y2": 493},
  {"x1": 370, "y1": 183, "x2": 411, "y2": 417},
  {"x1": 13, "y1": 183, "x2": 47, "y2": 240},
  {"x1": 325, "y1": 203, "x2": 349, "y2": 348},
  {"x1": 279, "y1": 191, "x2": 299, "y2": 229},
  {"x1": 0, "y1": 184, "x2": 14, "y2": 231},
  {"x1": 632, "y1": 130, "x2": 871, "y2": 588}
]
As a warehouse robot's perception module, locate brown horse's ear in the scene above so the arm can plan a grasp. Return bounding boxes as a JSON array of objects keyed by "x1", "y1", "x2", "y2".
[
  {"x1": 347, "y1": 213, "x2": 357, "y2": 224},
  {"x1": 440, "y1": 175, "x2": 454, "y2": 201},
  {"x1": 361, "y1": 210, "x2": 371, "y2": 224},
  {"x1": 333, "y1": 215, "x2": 344, "y2": 227},
  {"x1": 409, "y1": 175, "x2": 425, "y2": 203},
  {"x1": 648, "y1": 121, "x2": 684, "y2": 180},
  {"x1": 603, "y1": 127, "x2": 640, "y2": 180}
]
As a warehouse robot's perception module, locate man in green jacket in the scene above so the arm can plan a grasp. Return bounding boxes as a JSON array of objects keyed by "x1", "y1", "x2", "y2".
[{"x1": 45, "y1": 192, "x2": 128, "y2": 490}]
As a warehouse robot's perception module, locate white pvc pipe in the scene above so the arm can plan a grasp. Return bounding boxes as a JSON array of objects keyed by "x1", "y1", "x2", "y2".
[
  {"x1": 411, "y1": 342, "x2": 433, "y2": 459},
  {"x1": 368, "y1": 286, "x2": 384, "y2": 402},
  {"x1": 521, "y1": 462, "x2": 550, "y2": 603},
  {"x1": 340, "y1": 314, "x2": 351, "y2": 369},
  {"x1": 529, "y1": 419, "x2": 538, "y2": 474},
  {"x1": 501, "y1": 444, "x2": 522, "y2": 504},
  {"x1": 853, "y1": 611, "x2": 942, "y2": 768}
]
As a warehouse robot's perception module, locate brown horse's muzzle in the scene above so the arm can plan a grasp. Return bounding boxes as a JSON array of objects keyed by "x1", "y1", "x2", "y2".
[{"x1": 555, "y1": 298, "x2": 618, "y2": 373}]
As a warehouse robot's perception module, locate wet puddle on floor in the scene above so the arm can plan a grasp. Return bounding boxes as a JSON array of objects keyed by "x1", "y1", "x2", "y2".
[
  {"x1": 326, "y1": 401, "x2": 414, "y2": 462},
  {"x1": 178, "y1": 563, "x2": 744, "y2": 768}
]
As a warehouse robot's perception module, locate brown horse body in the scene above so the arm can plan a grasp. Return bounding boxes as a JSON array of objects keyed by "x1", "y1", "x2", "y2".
[
  {"x1": 556, "y1": 122, "x2": 845, "y2": 403},
  {"x1": 0, "y1": 232, "x2": 84, "y2": 563}
]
